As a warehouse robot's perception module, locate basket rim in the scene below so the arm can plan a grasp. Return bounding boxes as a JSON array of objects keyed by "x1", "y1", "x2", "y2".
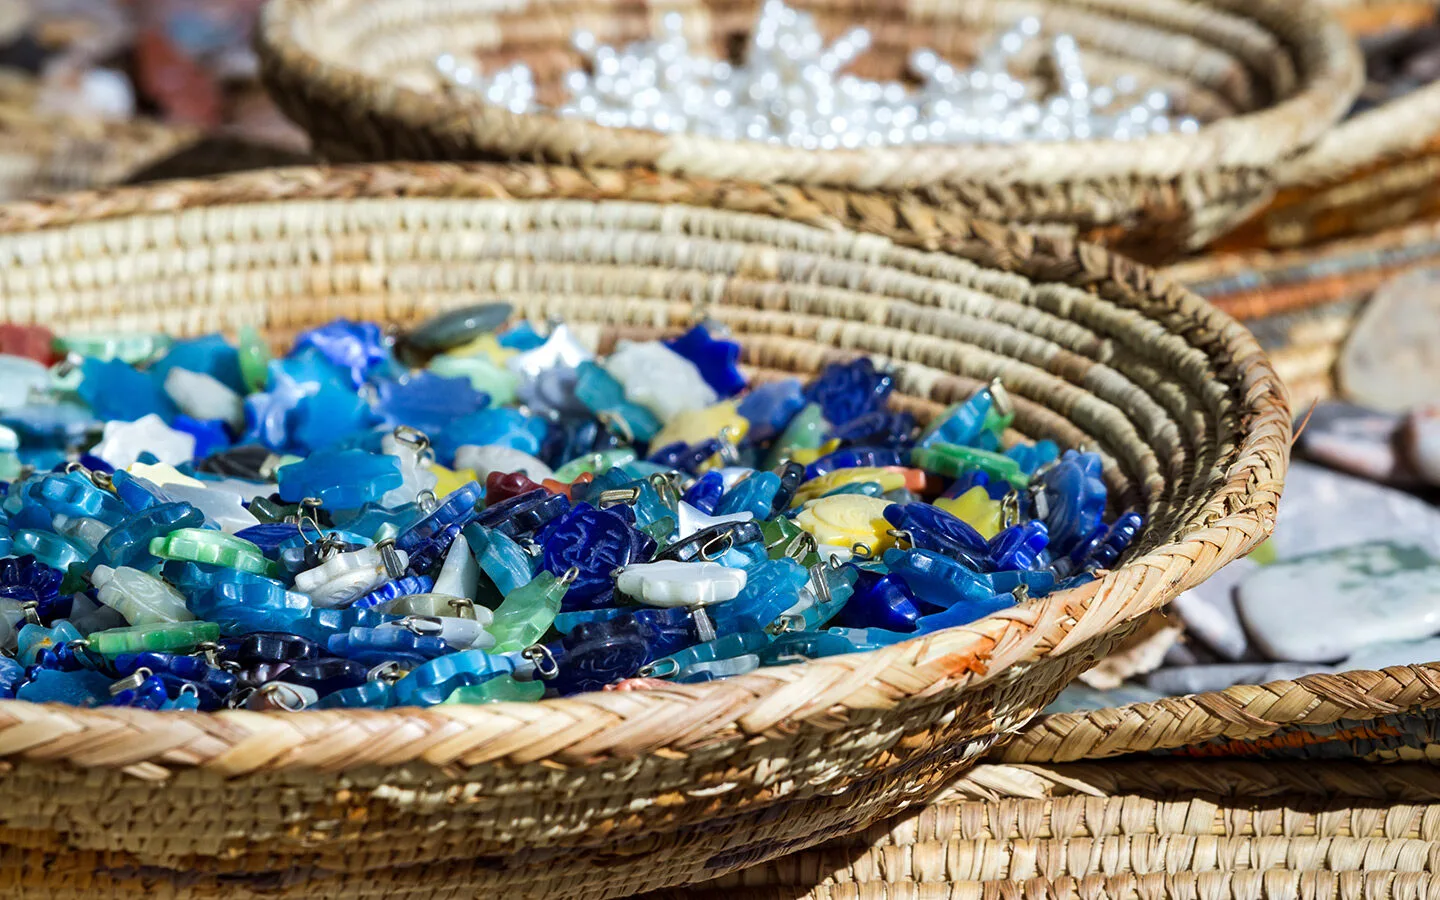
[
  {"x1": 993, "y1": 660, "x2": 1440, "y2": 765},
  {"x1": 254, "y1": 0, "x2": 1361, "y2": 187},
  {"x1": 0, "y1": 162, "x2": 1289, "y2": 777},
  {"x1": 1278, "y1": 80, "x2": 1440, "y2": 188}
]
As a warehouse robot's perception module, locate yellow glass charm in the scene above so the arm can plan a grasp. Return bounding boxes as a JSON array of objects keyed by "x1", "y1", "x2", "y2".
[{"x1": 935, "y1": 487, "x2": 1003, "y2": 540}]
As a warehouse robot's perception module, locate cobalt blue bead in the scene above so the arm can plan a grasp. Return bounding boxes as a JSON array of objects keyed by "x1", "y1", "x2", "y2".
[
  {"x1": 108, "y1": 675, "x2": 170, "y2": 710},
  {"x1": 276, "y1": 449, "x2": 403, "y2": 508},
  {"x1": 987, "y1": 521, "x2": 1049, "y2": 571},
  {"x1": 277, "y1": 657, "x2": 370, "y2": 696},
  {"x1": 771, "y1": 461, "x2": 806, "y2": 513},
  {"x1": 804, "y1": 446, "x2": 905, "y2": 480},
  {"x1": 539, "y1": 502, "x2": 655, "y2": 610},
  {"x1": 989, "y1": 568, "x2": 1057, "y2": 598},
  {"x1": 0, "y1": 554, "x2": 62, "y2": 608},
  {"x1": 232, "y1": 523, "x2": 303, "y2": 554},
  {"x1": 665, "y1": 324, "x2": 746, "y2": 397},
  {"x1": 1005, "y1": 439, "x2": 1060, "y2": 475},
  {"x1": 0, "y1": 656, "x2": 25, "y2": 698},
  {"x1": 736, "y1": 378, "x2": 805, "y2": 442},
  {"x1": 396, "y1": 482, "x2": 484, "y2": 557},
  {"x1": 171, "y1": 415, "x2": 232, "y2": 459},
  {"x1": 546, "y1": 617, "x2": 649, "y2": 695},
  {"x1": 222, "y1": 631, "x2": 321, "y2": 666},
  {"x1": 884, "y1": 503, "x2": 990, "y2": 567},
  {"x1": 373, "y1": 372, "x2": 489, "y2": 435},
  {"x1": 802, "y1": 359, "x2": 892, "y2": 427},
  {"x1": 291, "y1": 320, "x2": 391, "y2": 388},
  {"x1": 912, "y1": 591, "x2": 1017, "y2": 633},
  {"x1": 682, "y1": 470, "x2": 725, "y2": 515},
  {"x1": 474, "y1": 488, "x2": 570, "y2": 539},
  {"x1": 350, "y1": 574, "x2": 435, "y2": 610},
  {"x1": 151, "y1": 334, "x2": 246, "y2": 394},
  {"x1": 883, "y1": 549, "x2": 995, "y2": 609},
  {"x1": 835, "y1": 568, "x2": 921, "y2": 632},
  {"x1": 630, "y1": 607, "x2": 700, "y2": 660},
  {"x1": 327, "y1": 627, "x2": 450, "y2": 663},
  {"x1": 1082, "y1": 511, "x2": 1143, "y2": 571},
  {"x1": 406, "y1": 522, "x2": 463, "y2": 575},
  {"x1": 830, "y1": 411, "x2": 916, "y2": 449},
  {"x1": 1039, "y1": 450, "x2": 1108, "y2": 556},
  {"x1": 647, "y1": 438, "x2": 723, "y2": 475}
]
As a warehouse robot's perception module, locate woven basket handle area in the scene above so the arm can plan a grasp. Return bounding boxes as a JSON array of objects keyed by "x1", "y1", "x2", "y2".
[{"x1": 991, "y1": 662, "x2": 1440, "y2": 764}]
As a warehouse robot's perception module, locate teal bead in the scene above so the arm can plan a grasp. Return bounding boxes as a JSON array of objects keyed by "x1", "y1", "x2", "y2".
[
  {"x1": 24, "y1": 472, "x2": 126, "y2": 524},
  {"x1": 77, "y1": 357, "x2": 178, "y2": 422},
  {"x1": 275, "y1": 449, "x2": 403, "y2": 509},
  {"x1": 18, "y1": 620, "x2": 83, "y2": 665},
  {"x1": 18, "y1": 668, "x2": 113, "y2": 707},
  {"x1": 574, "y1": 362, "x2": 662, "y2": 442},
  {"x1": 91, "y1": 502, "x2": 206, "y2": 573},
  {"x1": 464, "y1": 523, "x2": 535, "y2": 598},
  {"x1": 392, "y1": 648, "x2": 515, "y2": 707},
  {"x1": 13, "y1": 528, "x2": 89, "y2": 571},
  {"x1": 715, "y1": 471, "x2": 781, "y2": 518},
  {"x1": 151, "y1": 335, "x2": 245, "y2": 394},
  {"x1": 317, "y1": 680, "x2": 395, "y2": 709},
  {"x1": 645, "y1": 632, "x2": 772, "y2": 679}
]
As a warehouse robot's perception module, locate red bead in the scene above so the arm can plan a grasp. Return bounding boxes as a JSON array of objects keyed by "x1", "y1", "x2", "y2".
[
  {"x1": 485, "y1": 471, "x2": 544, "y2": 504},
  {"x1": 0, "y1": 325, "x2": 57, "y2": 366}
]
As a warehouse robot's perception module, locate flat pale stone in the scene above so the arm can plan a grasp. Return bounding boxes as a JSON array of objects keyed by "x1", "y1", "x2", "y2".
[
  {"x1": 453, "y1": 444, "x2": 553, "y2": 483},
  {"x1": 1236, "y1": 541, "x2": 1440, "y2": 663},
  {"x1": 1338, "y1": 266, "x2": 1440, "y2": 411},
  {"x1": 1341, "y1": 637, "x2": 1440, "y2": 672},
  {"x1": 1270, "y1": 463, "x2": 1440, "y2": 558},
  {"x1": 1145, "y1": 662, "x2": 1328, "y2": 696},
  {"x1": 1172, "y1": 558, "x2": 1256, "y2": 661},
  {"x1": 93, "y1": 414, "x2": 195, "y2": 469}
]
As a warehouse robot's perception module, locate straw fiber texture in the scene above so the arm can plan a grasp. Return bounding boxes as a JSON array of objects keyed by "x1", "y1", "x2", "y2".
[
  {"x1": 0, "y1": 68, "x2": 197, "y2": 203},
  {"x1": 255, "y1": 0, "x2": 1361, "y2": 264},
  {"x1": 660, "y1": 759, "x2": 1440, "y2": 900},
  {"x1": 1164, "y1": 215, "x2": 1440, "y2": 404},
  {"x1": 0, "y1": 163, "x2": 1286, "y2": 899}
]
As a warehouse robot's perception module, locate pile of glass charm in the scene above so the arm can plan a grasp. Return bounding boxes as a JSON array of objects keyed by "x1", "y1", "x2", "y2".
[
  {"x1": 435, "y1": 1, "x2": 1198, "y2": 148},
  {"x1": 0, "y1": 306, "x2": 1141, "y2": 711}
]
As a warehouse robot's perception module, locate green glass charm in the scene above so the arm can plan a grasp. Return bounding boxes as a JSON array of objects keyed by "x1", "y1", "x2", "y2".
[
  {"x1": 488, "y1": 571, "x2": 569, "y2": 652},
  {"x1": 149, "y1": 528, "x2": 279, "y2": 578},
  {"x1": 443, "y1": 674, "x2": 545, "y2": 704},
  {"x1": 56, "y1": 332, "x2": 172, "y2": 365},
  {"x1": 551, "y1": 448, "x2": 638, "y2": 483},
  {"x1": 238, "y1": 326, "x2": 271, "y2": 393},
  {"x1": 765, "y1": 402, "x2": 826, "y2": 468},
  {"x1": 910, "y1": 442, "x2": 1030, "y2": 489},
  {"x1": 90, "y1": 620, "x2": 220, "y2": 656}
]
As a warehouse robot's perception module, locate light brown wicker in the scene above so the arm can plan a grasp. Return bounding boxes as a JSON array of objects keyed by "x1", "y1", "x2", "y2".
[
  {"x1": 1164, "y1": 215, "x2": 1440, "y2": 406},
  {"x1": 0, "y1": 162, "x2": 1287, "y2": 899},
  {"x1": 672, "y1": 663, "x2": 1440, "y2": 900},
  {"x1": 0, "y1": 69, "x2": 197, "y2": 202},
  {"x1": 254, "y1": 0, "x2": 1362, "y2": 264}
]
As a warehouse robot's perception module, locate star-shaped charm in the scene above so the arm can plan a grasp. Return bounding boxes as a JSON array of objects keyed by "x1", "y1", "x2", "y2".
[
  {"x1": 506, "y1": 324, "x2": 593, "y2": 380},
  {"x1": 675, "y1": 501, "x2": 754, "y2": 540},
  {"x1": 93, "y1": 414, "x2": 196, "y2": 469},
  {"x1": 666, "y1": 324, "x2": 746, "y2": 397}
]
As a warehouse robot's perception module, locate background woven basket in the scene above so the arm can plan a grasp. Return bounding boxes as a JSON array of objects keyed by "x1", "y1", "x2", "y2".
[
  {"x1": 254, "y1": 0, "x2": 1361, "y2": 265},
  {"x1": 0, "y1": 162, "x2": 1286, "y2": 899},
  {"x1": 0, "y1": 68, "x2": 197, "y2": 202},
  {"x1": 671, "y1": 662, "x2": 1440, "y2": 900},
  {"x1": 1163, "y1": 216, "x2": 1440, "y2": 407},
  {"x1": 1213, "y1": 0, "x2": 1440, "y2": 253}
]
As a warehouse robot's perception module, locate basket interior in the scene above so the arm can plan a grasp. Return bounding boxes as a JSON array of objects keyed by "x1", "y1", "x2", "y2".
[
  {"x1": 286, "y1": 0, "x2": 1307, "y2": 129},
  {"x1": 0, "y1": 189, "x2": 1248, "y2": 565}
]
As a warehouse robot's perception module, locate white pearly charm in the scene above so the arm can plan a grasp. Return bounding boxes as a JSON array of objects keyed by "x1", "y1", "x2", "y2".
[
  {"x1": 603, "y1": 340, "x2": 717, "y2": 423},
  {"x1": 615, "y1": 560, "x2": 748, "y2": 608},
  {"x1": 454, "y1": 444, "x2": 554, "y2": 483}
]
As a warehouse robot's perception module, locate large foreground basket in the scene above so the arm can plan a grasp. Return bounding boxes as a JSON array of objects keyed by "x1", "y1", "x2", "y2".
[
  {"x1": 255, "y1": 0, "x2": 1361, "y2": 263},
  {"x1": 0, "y1": 163, "x2": 1286, "y2": 899},
  {"x1": 675, "y1": 660, "x2": 1440, "y2": 900}
]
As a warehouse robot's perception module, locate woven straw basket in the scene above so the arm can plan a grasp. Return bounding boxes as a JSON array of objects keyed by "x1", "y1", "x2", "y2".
[
  {"x1": 0, "y1": 163, "x2": 1287, "y2": 899},
  {"x1": 0, "y1": 69, "x2": 197, "y2": 203},
  {"x1": 671, "y1": 661, "x2": 1440, "y2": 900},
  {"x1": 1212, "y1": 0, "x2": 1440, "y2": 254},
  {"x1": 1163, "y1": 215, "x2": 1440, "y2": 407},
  {"x1": 254, "y1": 0, "x2": 1362, "y2": 264}
]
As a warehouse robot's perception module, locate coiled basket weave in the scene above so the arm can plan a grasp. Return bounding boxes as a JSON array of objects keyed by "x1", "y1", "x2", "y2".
[
  {"x1": 671, "y1": 661, "x2": 1440, "y2": 900},
  {"x1": 255, "y1": 0, "x2": 1361, "y2": 264},
  {"x1": 0, "y1": 163, "x2": 1287, "y2": 899}
]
